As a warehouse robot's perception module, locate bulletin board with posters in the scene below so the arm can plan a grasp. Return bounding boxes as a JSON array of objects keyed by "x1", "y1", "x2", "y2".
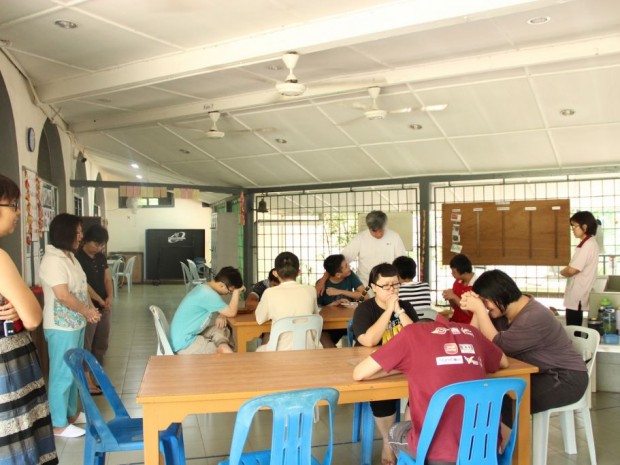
[
  {"x1": 442, "y1": 199, "x2": 571, "y2": 266},
  {"x1": 22, "y1": 167, "x2": 57, "y2": 286}
]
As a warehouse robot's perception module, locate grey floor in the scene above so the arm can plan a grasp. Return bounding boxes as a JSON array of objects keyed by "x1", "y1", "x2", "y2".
[{"x1": 54, "y1": 283, "x2": 620, "y2": 465}]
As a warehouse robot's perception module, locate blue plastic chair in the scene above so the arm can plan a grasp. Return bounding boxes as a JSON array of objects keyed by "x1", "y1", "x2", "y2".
[
  {"x1": 347, "y1": 319, "x2": 399, "y2": 465},
  {"x1": 63, "y1": 349, "x2": 185, "y2": 465},
  {"x1": 218, "y1": 387, "x2": 339, "y2": 465},
  {"x1": 397, "y1": 378, "x2": 526, "y2": 465}
]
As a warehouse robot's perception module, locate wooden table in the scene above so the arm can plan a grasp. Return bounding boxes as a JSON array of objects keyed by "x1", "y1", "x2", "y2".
[
  {"x1": 137, "y1": 347, "x2": 537, "y2": 465},
  {"x1": 228, "y1": 305, "x2": 355, "y2": 352}
]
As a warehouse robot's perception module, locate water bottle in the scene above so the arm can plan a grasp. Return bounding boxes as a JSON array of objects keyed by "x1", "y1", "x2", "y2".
[{"x1": 602, "y1": 307, "x2": 616, "y2": 335}]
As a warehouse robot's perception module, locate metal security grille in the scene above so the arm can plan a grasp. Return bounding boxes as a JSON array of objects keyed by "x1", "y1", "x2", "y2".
[
  {"x1": 431, "y1": 176, "x2": 620, "y2": 304},
  {"x1": 254, "y1": 186, "x2": 420, "y2": 285}
]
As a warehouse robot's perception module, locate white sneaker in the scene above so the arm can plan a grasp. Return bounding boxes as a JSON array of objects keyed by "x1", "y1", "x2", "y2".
[{"x1": 54, "y1": 424, "x2": 86, "y2": 438}]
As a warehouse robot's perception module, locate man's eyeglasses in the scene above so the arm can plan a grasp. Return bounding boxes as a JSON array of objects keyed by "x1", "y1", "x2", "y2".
[
  {"x1": 373, "y1": 282, "x2": 401, "y2": 290},
  {"x1": 0, "y1": 202, "x2": 19, "y2": 212}
]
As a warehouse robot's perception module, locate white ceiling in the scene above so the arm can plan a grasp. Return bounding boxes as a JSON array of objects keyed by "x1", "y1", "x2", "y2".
[{"x1": 2, "y1": 0, "x2": 620, "y2": 204}]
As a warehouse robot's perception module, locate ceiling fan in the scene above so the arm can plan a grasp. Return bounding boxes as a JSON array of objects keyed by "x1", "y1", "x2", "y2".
[
  {"x1": 341, "y1": 86, "x2": 447, "y2": 124},
  {"x1": 275, "y1": 52, "x2": 306, "y2": 97},
  {"x1": 172, "y1": 111, "x2": 275, "y2": 139}
]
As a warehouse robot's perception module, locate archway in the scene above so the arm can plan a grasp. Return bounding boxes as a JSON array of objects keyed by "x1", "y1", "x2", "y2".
[
  {"x1": 0, "y1": 70, "x2": 22, "y2": 271},
  {"x1": 37, "y1": 119, "x2": 66, "y2": 212}
]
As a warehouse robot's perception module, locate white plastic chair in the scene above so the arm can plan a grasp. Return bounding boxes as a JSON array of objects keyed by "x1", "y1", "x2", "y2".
[
  {"x1": 180, "y1": 262, "x2": 193, "y2": 293},
  {"x1": 186, "y1": 259, "x2": 205, "y2": 283},
  {"x1": 532, "y1": 325, "x2": 600, "y2": 465},
  {"x1": 264, "y1": 315, "x2": 323, "y2": 351},
  {"x1": 148, "y1": 305, "x2": 175, "y2": 355},
  {"x1": 115, "y1": 256, "x2": 136, "y2": 294},
  {"x1": 109, "y1": 259, "x2": 123, "y2": 297}
]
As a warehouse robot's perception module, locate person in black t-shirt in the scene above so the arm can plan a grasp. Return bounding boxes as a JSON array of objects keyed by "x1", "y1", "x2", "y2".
[
  {"x1": 75, "y1": 225, "x2": 113, "y2": 395},
  {"x1": 352, "y1": 263, "x2": 419, "y2": 465}
]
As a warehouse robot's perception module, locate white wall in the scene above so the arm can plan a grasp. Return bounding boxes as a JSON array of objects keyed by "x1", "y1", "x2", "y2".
[
  {"x1": 104, "y1": 188, "x2": 211, "y2": 259},
  {"x1": 1, "y1": 53, "x2": 212, "y2": 281}
]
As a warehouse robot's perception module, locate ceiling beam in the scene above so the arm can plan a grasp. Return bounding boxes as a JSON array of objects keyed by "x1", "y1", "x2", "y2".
[
  {"x1": 70, "y1": 179, "x2": 242, "y2": 194},
  {"x1": 70, "y1": 33, "x2": 620, "y2": 133},
  {"x1": 38, "y1": 0, "x2": 550, "y2": 104}
]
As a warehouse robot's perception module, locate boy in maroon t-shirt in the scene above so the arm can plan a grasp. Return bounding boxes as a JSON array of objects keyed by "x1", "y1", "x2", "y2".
[{"x1": 353, "y1": 317, "x2": 507, "y2": 464}]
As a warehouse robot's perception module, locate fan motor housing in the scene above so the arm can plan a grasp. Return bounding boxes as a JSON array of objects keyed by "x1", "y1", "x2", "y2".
[
  {"x1": 365, "y1": 109, "x2": 387, "y2": 120},
  {"x1": 276, "y1": 81, "x2": 306, "y2": 97},
  {"x1": 206, "y1": 130, "x2": 225, "y2": 139}
]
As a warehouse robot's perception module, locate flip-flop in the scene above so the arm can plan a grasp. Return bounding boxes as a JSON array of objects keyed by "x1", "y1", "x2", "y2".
[{"x1": 89, "y1": 387, "x2": 103, "y2": 396}]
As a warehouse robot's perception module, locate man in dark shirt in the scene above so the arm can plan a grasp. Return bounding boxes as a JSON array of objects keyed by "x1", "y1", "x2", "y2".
[{"x1": 75, "y1": 224, "x2": 113, "y2": 394}]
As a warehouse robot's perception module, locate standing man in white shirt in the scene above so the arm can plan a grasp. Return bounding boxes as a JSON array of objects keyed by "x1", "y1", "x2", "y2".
[
  {"x1": 342, "y1": 211, "x2": 407, "y2": 286},
  {"x1": 318, "y1": 211, "x2": 407, "y2": 295}
]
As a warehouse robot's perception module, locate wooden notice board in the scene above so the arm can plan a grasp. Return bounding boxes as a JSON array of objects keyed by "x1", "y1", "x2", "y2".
[{"x1": 442, "y1": 199, "x2": 570, "y2": 266}]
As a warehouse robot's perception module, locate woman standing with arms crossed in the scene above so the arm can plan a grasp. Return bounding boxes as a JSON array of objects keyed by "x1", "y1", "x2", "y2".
[
  {"x1": 0, "y1": 175, "x2": 58, "y2": 464},
  {"x1": 39, "y1": 213, "x2": 100, "y2": 438},
  {"x1": 561, "y1": 211, "x2": 599, "y2": 326}
]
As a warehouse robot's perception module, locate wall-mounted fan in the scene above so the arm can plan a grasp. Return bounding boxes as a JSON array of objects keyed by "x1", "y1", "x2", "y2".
[
  {"x1": 340, "y1": 86, "x2": 447, "y2": 125},
  {"x1": 171, "y1": 111, "x2": 274, "y2": 139}
]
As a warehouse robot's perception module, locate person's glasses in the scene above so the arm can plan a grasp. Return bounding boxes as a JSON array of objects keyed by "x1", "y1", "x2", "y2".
[
  {"x1": 0, "y1": 202, "x2": 19, "y2": 212},
  {"x1": 373, "y1": 282, "x2": 401, "y2": 290}
]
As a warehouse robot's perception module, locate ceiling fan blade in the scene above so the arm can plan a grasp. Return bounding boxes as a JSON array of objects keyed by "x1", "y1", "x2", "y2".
[
  {"x1": 337, "y1": 116, "x2": 366, "y2": 126},
  {"x1": 420, "y1": 103, "x2": 448, "y2": 112},
  {"x1": 387, "y1": 107, "x2": 412, "y2": 115},
  {"x1": 351, "y1": 102, "x2": 369, "y2": 111},
  {"x1": 226, "y1": 127, "x2": 277, "y2": 135}
]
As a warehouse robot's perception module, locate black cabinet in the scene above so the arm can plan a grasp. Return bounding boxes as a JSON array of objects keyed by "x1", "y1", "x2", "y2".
[{"x1": 145, "y1": 229, "x2": 205, "y2": 282}]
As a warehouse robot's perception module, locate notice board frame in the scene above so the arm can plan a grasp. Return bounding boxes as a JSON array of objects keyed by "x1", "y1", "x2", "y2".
[{"x1": 442, "y1": 199, "x2": 571, "y2": 266}]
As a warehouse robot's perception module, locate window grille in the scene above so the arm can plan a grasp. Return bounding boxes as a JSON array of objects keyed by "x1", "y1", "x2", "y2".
[{"x1": 254, "y1": 187, "x2": 420, "y2": 286}]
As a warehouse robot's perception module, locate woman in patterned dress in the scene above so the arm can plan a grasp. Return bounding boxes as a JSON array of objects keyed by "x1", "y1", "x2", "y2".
[{"x1": 0, "y1": 174, "x2": 58, "y2": 464}]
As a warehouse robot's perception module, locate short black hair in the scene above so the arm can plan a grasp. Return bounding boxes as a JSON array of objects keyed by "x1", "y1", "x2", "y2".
[
  {"x1": 267, "y1": 268, "x2": 279, "y2": 285},
  {"x1": 570, "y1": 211, "x2": 598, "y2": 236},
  {"x1": 393, "y1": 256, "x2": 416, "y2": 280},
  {"x1": 323, "y1": 254, "x2": 345, "y2": 276},
  {"x1": 214, "y1": 266, "x2": 243, "y2": 289},
  {"x1": 49, "y1": 213, "x2": 82, "y2": 251},
  {"x1": 449, "y1": 253, "x2": 472, "y2": 274},
  {"x1": 472, "y1": 269, "x2": 522, "y2": 314},
  {"x1": 274, "y1": 251, "x2": 300, "y2": 280},
  {"x1": 83, "y1": 224, "x2": 109, "y2": 244},
  {"x1": 365, "y1": 210, "x2": 387, "y2": 231},
  {"x1": 0, "y1": 174, "x2": 20, "y2": 202},
  {"x1": 368, "y1": 262, "x2": 398, "y2": 286}
]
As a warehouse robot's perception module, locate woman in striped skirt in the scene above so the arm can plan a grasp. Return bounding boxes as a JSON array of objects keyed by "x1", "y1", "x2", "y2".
[{"x1": 0, "y1": 174, "x2": 58, "y2": 464}]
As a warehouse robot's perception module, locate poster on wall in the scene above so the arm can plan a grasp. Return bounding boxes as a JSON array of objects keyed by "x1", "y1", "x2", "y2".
[{"x1": 22, "y1": 167, "x2": 57, "y2": 286}]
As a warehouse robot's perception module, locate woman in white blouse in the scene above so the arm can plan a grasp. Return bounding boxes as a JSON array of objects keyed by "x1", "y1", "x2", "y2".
[{"x1": 39, "y1": 213, "x2": 100, "y2": 438}]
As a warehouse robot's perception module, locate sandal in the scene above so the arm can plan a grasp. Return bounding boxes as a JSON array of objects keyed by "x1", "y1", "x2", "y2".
[{"x1": 89, "y1": 386, "x2": 103, "y2": 396}]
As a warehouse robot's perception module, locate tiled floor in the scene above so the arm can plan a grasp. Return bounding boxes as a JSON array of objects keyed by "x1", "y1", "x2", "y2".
[{"x1": 54, "y1": 283, "x2": 620, "y2": 464}]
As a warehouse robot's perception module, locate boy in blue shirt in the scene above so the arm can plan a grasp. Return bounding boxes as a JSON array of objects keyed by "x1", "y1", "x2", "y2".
[{"x1": 170, "y1": 266, "x2": 244, "y2": 354}]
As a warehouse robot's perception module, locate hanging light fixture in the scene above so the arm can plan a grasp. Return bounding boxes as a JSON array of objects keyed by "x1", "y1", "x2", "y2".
[{"x1": 257, "y1": 197, "x2": 269, "y2": 213}]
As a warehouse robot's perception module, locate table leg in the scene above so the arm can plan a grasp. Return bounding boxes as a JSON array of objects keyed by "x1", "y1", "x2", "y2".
[
  {"x1": 234, "y1": 327, "x2": 248, "y2": 353},
  {"x1": 143, "y1": 407, "x2": 159, "y2": 465},
  {"x1": 514, "y1": 374, "x2": 531, "y2": 465}
]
